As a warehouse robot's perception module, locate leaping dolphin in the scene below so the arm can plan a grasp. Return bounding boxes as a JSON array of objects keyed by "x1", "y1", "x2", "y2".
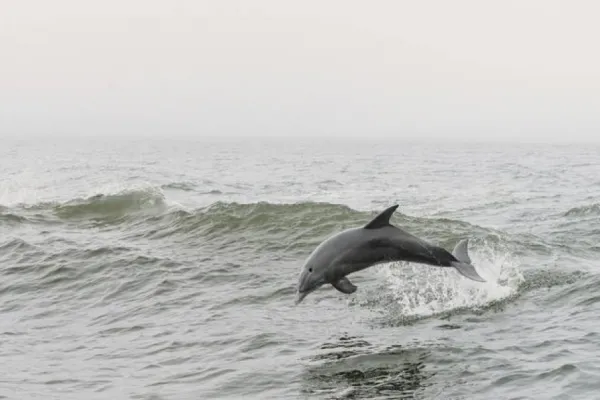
[{"x1": 295, "y1": 204, "x2": 485, "y2": 305}]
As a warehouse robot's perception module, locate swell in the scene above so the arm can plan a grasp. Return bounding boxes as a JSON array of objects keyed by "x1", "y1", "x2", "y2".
[
  {"x1": 133, "y1": 201, "x2": 519, "y2": 260},
  {"x1": 54, "y1": 188, "x2": 168, "y2": 219},
  {"x1": 134, "y1": 201, "x2": 565, "y2": 266},
  {"x1": 2, "y1": 198, "x2": 592, "y2": 336},
  {"x1": 1, "y1": 191, "x2": 482, "y2": 233},
  {"x1": 1, "y1": 187, "x2": 169, "y2": 224},
  {"x1": 2, "y1": 191, "x2": 558, "y2": 256}
]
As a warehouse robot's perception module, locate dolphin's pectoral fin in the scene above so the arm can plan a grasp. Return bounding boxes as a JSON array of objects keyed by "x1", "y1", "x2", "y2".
[{"x1": 331, "y1": 277, "x2": 357, "y2": 294}]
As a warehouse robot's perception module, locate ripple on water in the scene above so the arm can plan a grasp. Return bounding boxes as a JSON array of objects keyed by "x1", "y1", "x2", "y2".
[{"x1": 301, "y1": 335, "x2": 439, "y2": 399}]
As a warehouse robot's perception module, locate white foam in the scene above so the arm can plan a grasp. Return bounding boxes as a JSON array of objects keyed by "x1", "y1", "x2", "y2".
[
  {"x1": 0, "y1": 177, "x2": 47, "y2": 207},
  {"x1": 378, "y1": 239, "x2": 525, "y2": 318}
]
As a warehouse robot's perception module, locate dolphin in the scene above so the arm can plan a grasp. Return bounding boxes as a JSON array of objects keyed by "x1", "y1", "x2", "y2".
[{"x1": 295, "y1": 204, "x2": 485, "y2": 305}]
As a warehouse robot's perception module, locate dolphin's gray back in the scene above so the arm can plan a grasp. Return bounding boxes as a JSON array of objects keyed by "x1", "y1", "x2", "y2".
[{"x1": 330, "y1": 225, "x2": 458, "y2": 279}]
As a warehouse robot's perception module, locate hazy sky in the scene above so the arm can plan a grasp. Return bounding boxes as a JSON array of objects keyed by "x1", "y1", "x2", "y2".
[{"x1": 1, "y1": 0, "x2": 599, "y2": 141}]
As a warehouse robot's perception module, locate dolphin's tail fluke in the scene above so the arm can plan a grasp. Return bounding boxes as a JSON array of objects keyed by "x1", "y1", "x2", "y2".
[{"x1": 450, "y1": 239, "x2": 486, "y2": 282}]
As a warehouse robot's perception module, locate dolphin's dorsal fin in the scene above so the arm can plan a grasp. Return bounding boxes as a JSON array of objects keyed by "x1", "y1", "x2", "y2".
[{"x1": 364, "y1": 204, "x2": 399, "y2": 229}]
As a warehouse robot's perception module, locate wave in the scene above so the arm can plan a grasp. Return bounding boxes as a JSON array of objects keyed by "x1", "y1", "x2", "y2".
[
  {"x1": 0, "y1": 212, "x2": 29, "y2": 224},
  {"x1": 139, "y1": 201, "x2": 504, "y2": 262},
  {"x1": 3, "y1": 191, "x2": 590, "y2": 328},
  {"x1": 54, "y1": 187, "x2": 169, "y2": 219},
  {"x1": 0, "y1": 188, "x2": 557, "y2": 261},
  {"x1": 3, "y1": 192, "x2": 520, "y2": 272},
  {"x1": 1, "y1": 191, "x2": 515, "y2": 245},
  {"x1": 174, "y1": 200, "x2": 486, "y2": 236},
  {"x1": 564, "y1": 203, "x2": 600, "y2": 217},
  {"x1": 0, "y1": 187, "x2": 170, "y2": 223}
]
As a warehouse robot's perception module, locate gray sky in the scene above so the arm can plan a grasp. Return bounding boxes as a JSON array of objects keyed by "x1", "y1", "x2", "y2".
[{"x1": 1, "y1": 0, "x2": 599, "y2": 141}]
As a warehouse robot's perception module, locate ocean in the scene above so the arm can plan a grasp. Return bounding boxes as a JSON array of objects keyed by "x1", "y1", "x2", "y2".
[{"x1": 1, "y1": 136, "x2": 600, "y2": 399}]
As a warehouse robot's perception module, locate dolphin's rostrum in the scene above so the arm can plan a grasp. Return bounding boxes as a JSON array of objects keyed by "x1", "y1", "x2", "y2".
[{"x1": 295, "y1": 204, "x2": 486, "y2": 305}]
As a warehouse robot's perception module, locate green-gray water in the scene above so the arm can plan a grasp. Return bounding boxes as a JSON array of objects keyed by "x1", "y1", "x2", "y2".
[{"x1": 1, "y1": 137, "x2": 599, "y2": 399}]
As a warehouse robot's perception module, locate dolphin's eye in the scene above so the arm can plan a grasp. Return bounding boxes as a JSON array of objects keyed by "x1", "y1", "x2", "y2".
[{"x1": 308, "y1": 268, "x2": 313, "y2": 272}]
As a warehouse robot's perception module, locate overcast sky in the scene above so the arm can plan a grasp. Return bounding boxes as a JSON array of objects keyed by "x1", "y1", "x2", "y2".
[{"x1": 1, "y1": 0, "x2": 599, "y2": 141}]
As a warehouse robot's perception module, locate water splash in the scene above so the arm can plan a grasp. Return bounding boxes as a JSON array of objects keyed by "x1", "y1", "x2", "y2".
[{"x1": 377, "y1": 238, "x2": 525, "y2": 319}]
